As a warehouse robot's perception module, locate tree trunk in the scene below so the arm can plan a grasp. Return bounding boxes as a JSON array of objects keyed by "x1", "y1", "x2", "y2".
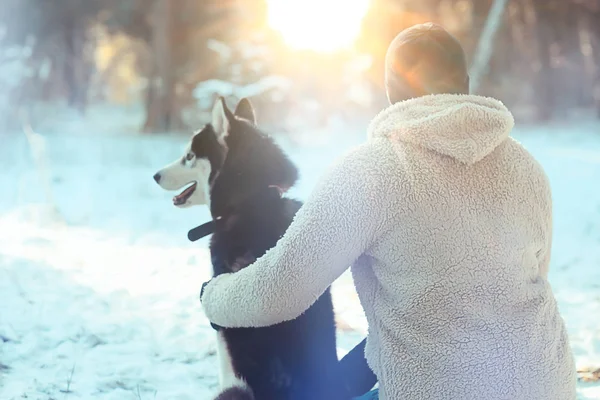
[
  {"x1": 567, "y1": 4, "x2": 587, "y2": 108},
  {"x1": 142, "y1": 67, "x2": 159, "y2": 133},
  {"x1": 482, "y1": 3, "x2": 514, "y2": 96},
  {"x1": 469, "y1": 0, "x2": 510, "y2": 94},
  {"x1": 142, "y1": 0, "x2": 184, "y2": 133},
  {"x1": 587, "y1": 9, "x2": 600, "y2": 118},
  {"x1": 63, "y1": 18, "x2": 92, "y2": 114},
  {"x1": 530, "y1": 0, "x2": 556, "y2": 121},
  {"x1": 466, "y1": 0, "x2": 492, "y2": 58}
]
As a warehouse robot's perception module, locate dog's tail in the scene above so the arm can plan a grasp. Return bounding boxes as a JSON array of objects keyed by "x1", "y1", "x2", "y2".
[{"x1": 214, "y1": 385, "x2": 255, "y2": 400}]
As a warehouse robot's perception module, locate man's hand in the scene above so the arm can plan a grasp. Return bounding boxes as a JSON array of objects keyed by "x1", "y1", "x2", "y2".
[{"x1": 200, "y1": 280, "x2": 223, "y2": 331}]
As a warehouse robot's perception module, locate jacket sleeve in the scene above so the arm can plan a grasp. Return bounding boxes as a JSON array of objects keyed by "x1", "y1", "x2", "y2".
[{"x1": 200, "y1": 143, "x2": 392, "y2": 328}]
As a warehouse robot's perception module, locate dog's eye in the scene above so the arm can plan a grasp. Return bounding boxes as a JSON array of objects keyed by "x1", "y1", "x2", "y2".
[{"x1": 186, "y1": 153, "x2": 194, "y2": 161}]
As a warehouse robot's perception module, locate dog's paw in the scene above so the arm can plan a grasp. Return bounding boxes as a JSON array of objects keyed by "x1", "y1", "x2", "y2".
[
  {"x1": 209, "y1": 322, "x2": 223, "y2": 332},
  {"x1": 199, "y1": 281, "x2": 223, "y2": 331},
  {"x1": 200, "y1": 280, "x2": 211, "y2": 302}
]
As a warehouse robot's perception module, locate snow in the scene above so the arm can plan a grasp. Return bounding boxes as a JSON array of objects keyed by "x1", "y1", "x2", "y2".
[{"x1": 0, "y1": 119, "x2": 599, "y2": 399}]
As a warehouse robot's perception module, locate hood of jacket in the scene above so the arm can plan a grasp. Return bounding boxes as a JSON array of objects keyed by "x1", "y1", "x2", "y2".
[{"x1": 367, "y1": 94, "x2": 515, "y2": 164}]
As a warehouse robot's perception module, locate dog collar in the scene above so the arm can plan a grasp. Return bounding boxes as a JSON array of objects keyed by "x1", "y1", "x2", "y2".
[
  {"x1": 188, "y1": 218, "x2": 218, "y2": 242},
  {"x1": 187, "y1": 186, "x2": 285, "y2": 242}
]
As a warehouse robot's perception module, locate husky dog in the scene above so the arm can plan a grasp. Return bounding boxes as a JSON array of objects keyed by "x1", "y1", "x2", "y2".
[{"x1": 154, "y1": 97, "x2": 376, "y2": 399}]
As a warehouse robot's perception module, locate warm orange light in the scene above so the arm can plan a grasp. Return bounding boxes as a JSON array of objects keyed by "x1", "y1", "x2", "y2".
[{"x1": 266, "y1": 0, "x2": 370, "y2": 53}]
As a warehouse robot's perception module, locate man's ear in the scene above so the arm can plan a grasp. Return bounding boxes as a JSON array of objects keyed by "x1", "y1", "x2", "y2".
[
  {"x1": 211, "y1": 96, "x2": 235, "y2": 141},
  {"x1": 233, "y1": 98, "x2": 256, "y2": 124}
]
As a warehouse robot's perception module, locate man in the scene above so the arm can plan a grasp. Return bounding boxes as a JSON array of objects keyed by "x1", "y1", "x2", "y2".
[{"x1": 200, "y1": 23, "x2": 577, "y2": 399}]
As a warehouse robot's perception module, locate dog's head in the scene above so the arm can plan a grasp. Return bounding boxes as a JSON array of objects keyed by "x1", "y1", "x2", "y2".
[
  {"x1": 154, "y1": 97, "x2": 298, "y2": 212},
  {"x1": 153, "y1": 97, "x2": 253, "y2": 208}
]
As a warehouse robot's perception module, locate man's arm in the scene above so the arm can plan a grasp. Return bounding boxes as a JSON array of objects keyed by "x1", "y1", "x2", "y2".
[{"x1": 200, "y1": 144, "x2": 392, "y2": 328}]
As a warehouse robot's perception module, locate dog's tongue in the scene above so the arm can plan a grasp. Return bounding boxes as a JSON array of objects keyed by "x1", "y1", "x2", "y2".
[{"x1": 173, "y1": 182, "x2": 197, "y2": 206}]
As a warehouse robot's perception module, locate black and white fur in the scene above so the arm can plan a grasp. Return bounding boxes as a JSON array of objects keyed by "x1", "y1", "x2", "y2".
[{"x1": 154, "y1": 97, "x2": 376, "y2": 399}]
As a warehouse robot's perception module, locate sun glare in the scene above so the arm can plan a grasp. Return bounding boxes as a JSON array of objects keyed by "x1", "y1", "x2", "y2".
[{"x1": 266, "y1": 0, "x2": 370, "y2": 53}]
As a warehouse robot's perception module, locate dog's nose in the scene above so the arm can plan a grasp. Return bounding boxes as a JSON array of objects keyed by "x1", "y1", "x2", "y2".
[{"x1": 153, "y1": 173, "x2": 161, "y2": 184}]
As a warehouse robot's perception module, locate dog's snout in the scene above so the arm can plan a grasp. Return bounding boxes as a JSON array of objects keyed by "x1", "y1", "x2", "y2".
[{"x1": 153, "y1": 172, "x2": 161, "y2": 184}]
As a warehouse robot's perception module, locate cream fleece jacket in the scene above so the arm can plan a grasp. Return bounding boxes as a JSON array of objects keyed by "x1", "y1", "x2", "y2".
[{"x1": 201, "y1": 94, "x2": 577, "y2": 399}]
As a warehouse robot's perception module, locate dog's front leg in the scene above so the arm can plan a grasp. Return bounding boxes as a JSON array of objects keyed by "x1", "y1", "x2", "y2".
[{"x1": 214, "y1": 331, "x2": 254, "y2": 399}]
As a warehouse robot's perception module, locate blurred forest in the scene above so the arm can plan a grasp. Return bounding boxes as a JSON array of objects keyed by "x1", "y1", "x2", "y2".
[{"x1": 0, "y1": 0, "x2": 599, "y2": 134}]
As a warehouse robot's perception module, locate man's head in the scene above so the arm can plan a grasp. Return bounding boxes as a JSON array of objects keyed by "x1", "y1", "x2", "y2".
[{"x1": 385, "y1": 22, "x2": 469, "y2": 104}]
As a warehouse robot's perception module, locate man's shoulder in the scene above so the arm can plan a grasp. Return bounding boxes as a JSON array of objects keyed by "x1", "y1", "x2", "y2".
[
  {"x1": 503, "y1": 137, "x2": 549, "y2": 177},
  {"x1": 316, "y1": 139, "x2": 403, "y2": 196},
  {"x1": 499, "y1": 137, "x2": 552, "y2": 199},
  {"x1": 339, "y1": 138, "x2": 399, "y2": 167}
]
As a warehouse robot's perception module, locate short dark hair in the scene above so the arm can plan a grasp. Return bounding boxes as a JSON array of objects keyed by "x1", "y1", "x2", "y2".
[{"x1": 385, "y1": 22, "x2": 469, "y2": 104}]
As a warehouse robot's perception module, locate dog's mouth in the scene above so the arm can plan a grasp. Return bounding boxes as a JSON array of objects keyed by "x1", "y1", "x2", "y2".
[{"x1": 173, "y1": 182, "x2": 197, "y2": 206}]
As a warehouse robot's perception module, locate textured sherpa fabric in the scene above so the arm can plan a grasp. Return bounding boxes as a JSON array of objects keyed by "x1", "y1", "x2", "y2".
[{"x1": 201, "y1": 94, "x2": 577, "y2": 399}]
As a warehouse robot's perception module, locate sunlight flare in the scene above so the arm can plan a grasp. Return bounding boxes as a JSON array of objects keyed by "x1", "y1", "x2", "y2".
[{"x1": 266, "y1": 0, "x2": 370, "y2": 52}]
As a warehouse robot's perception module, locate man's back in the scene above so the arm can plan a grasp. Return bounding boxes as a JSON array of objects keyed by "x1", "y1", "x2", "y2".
[{"x1": 352, "y1": 94, "x2": 577, "y2": 399}]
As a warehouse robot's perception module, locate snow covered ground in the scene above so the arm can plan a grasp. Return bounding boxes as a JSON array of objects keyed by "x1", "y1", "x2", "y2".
[{"x1": 0, "y1": 119, "x2": 599, "y2": 399}]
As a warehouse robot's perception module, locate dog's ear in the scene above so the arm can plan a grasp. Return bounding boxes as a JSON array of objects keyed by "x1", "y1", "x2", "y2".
[
  {"x1": 233, "y1": 98, "x2": 256, "y2": 124},
  {"x1": 212, "y1": 96, "x2": 235, "y2": 141}
]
